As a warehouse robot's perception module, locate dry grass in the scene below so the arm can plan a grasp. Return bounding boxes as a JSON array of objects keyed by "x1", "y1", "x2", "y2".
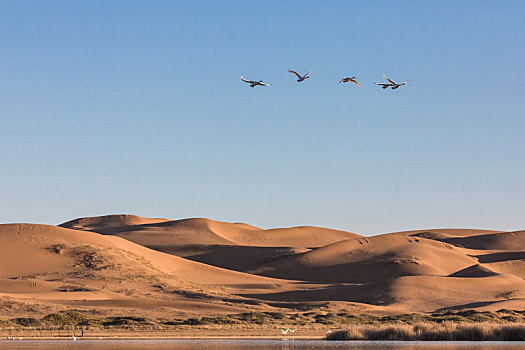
[
  {"x1": 326, "y1": 322, "x2": 525, "y2": 341},
  {"x1": 3, "y1": 310, "x2": 525, "y2": 341}
]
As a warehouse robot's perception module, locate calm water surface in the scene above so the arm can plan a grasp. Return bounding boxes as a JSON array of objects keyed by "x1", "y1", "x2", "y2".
[{"x1": 1, "y1": 339, "x2": 525, "y2": 349}]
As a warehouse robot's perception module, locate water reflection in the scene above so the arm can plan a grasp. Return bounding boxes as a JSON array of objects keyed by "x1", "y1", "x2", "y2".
[{"x1": 1, "y1": 339, "x2": 525, "y2": 349}]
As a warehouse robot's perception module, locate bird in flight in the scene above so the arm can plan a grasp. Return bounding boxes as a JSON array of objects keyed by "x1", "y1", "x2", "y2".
[
  {"x1": 288, "y1": 69, "x2": 312, "y2": 82},
  {"x1": 240, "y1": 76, "x2": 273, "y2": 88},
  {"x1": 375, "y1": 74, "x2": 410, "y2": 89},
  {"x1": 338, "y1": 77, "x2": 361, "y2": 87}
]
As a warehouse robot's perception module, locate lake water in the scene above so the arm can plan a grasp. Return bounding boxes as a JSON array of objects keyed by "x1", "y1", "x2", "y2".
[{"x1": 1, "y1": 339, "x2": 525, "y2": 349}]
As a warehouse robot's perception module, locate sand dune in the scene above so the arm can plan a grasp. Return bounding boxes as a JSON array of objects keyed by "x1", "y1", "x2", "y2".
[
  {"x1": 387, "y1": 274, "x2": 525, "y2": 312},
  {"x1": 250, "y1": 234, "x2": 477, "y2": 283},
  {"x1": 477, "y1": 256, "x2": 525, "y2": 279},
  {"x1": 408, "y1": 229, "x2": 503, "y2": 240},
  {"x1": 0, "y1": 223, "x2": 319, "y2": 318},
  {"x1": 59, "y1": 214, "x2": 359, "y2": 272},
  {"x1": 60, "y1": 214, "x2": 360, "y2": 248},
  {"x1": 2, "y1": 215, "x2": 525, "y2": 317},
  {"x1": 441, "y1": 230, "x2": 525, "y2": 250},
  {"x1": 61, "y1": 214, "x2": 171, "y2": 230},
  {"x1": 0, "y1": 223, "x2": 270, "y2": 284}
]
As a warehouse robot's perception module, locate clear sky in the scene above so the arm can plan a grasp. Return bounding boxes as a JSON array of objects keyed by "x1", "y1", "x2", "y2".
[{"x1": 1, "y1": 1, "x2": 524, "y2": 235}]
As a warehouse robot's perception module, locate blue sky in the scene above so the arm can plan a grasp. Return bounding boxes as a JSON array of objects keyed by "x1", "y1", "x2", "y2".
[{"x1": 1, "y1": 1, "x2": 524, "y2": 235}]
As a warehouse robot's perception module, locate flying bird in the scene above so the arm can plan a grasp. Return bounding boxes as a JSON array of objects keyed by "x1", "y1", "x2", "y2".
[
  {"x1": 288, "y1": 69, "x2": 312, "y2": 82},
  {"x1": 375, "y1": 74, "x2": 410, "y2": 90},
  {"x1": 338, "y1": 77, "x2": 361, "y2": 87},
  {"x1": 240, "y1": 76, "x2": 273, "y2": 88}
]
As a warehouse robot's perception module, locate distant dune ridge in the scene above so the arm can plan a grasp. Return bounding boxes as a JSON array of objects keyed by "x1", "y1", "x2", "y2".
[
  {"x1": 59, "y1": 215, "x2": 360, "y2": 272},
  {"x1": 60, "y1": 214, "x2": 359, "y2": 248},
  {"x1": 1, "y1": 214, "x2": 525, "y2": 319}
]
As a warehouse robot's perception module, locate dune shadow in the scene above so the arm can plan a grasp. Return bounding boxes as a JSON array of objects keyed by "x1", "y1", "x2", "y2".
[
  {"x1": 238, "y1": 282, "x2": 393, "y2": 305},
  {"x1": 252, "y1": 257, "x2": 431, "y2": 284},
  {"x1": 184, "y1": 245, "x2": 305, "y2": 272},
  {"x1": 475, "y1": 251, "x2": 525, "y2": 263},
  {"x1": 435, "y1": 301, "x2": 502, "y2": 312}
]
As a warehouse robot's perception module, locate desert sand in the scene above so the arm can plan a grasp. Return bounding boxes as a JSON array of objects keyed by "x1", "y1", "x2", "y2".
[{"x1": 2, "y1": 214, "x2": 525, "y2": 323}]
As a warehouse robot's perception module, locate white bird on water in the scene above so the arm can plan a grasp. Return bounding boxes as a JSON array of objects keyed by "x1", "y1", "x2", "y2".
[{"x1": 280, "y1": 328, "x2": 297, "y2": 335}]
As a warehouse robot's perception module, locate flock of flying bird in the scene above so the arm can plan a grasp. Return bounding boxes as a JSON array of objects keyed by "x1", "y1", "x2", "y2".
[{"x1": 240, "y1": 70, "x2": 410, "y2": 90}]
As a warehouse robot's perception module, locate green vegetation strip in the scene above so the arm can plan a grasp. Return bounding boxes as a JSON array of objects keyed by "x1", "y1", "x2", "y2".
[{"x1": 1, "y1": 309, "x2": 525, "y2": 340}]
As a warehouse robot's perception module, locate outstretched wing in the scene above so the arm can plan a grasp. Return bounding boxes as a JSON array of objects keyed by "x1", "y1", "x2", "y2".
[
  {"x1": 383, "y1": 74, "x2": 396, "y2": 84},
  {"x1": 338, "y1": 77, "x2": 347, "y2": 84},
  {"x1": 304, "y1": 70, "x2": 312, "y2": 77},
  {"x1": 288, "y1": 70, "x2": 301, "y2": 79},
  {"x1": 240, "y1": 76, "x2": 254, "y2": 84},
  {"x1": 401, "y1": 79, "x2": 410, "y2": 84},
  {"x1": 375, "y1": 82, "x2": 391, "y2": 87},
  {"x1": 351, "y1": 79, "x2": 361, "y2": 88},
  {"x1": 258, "y1": 82, "x2": 273, "y2": 86}
]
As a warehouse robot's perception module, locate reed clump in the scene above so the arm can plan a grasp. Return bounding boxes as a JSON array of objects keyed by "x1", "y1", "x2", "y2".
[{"x1": 326, "y1": 322, "x2": 525, "y2": 341}]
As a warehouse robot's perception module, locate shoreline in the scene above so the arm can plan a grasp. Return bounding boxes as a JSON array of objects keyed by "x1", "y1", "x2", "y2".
[
  {"x1": 2, "y1": 337, "x2": 525, "y2": 342},
  {"x1": 0, "y1": 336, "x2": 322, "y2": 340},
  {"x1": 3, "y1": 325, "x2": 525, "y2": 342}
]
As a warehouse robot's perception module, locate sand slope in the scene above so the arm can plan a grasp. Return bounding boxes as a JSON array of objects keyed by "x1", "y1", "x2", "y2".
[
  {"x1": 3, "y1": 216, "x2": 525, "y2": 316},
  {"x1": 0, "y1": 223, "x2": 320, "y2": 318},
  {"x1": 217, "y1": 226, "x2": 525, "y2": 312},
  {"x1": 441, "y1": 230, "x2": 525, "y2": 250},
  {"x1": 250, "y1": 233, "x2": 478, "y2": 282},
  {"x1": 59, "y1": 215, "x2": 359, "y2": 272},
  {"x1": 0, "y1": 223, "x2": 280, "y2": 285},
  {"x1": 60, "y1": 214, "x2": 360, "y2": 248}
]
